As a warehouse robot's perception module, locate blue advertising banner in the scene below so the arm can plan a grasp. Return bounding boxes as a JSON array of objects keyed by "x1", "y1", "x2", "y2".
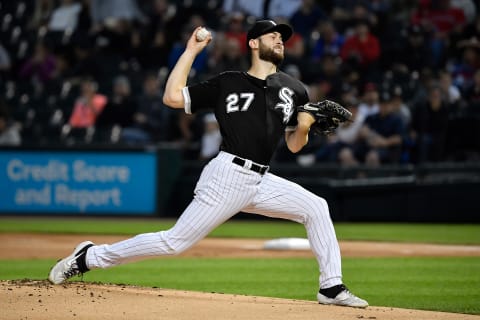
[{"x1": 0, "y1": 151, "x2": 157, "y2": 215}]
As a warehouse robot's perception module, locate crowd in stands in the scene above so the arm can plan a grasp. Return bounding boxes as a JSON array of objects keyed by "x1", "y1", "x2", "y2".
[{"x1": 0, "y1": 0, "x2": 479, "y2": 166}]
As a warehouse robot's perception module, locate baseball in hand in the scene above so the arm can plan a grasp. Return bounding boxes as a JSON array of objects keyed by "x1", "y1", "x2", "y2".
[{"x1": 196, "y1": 27, "x2": 210, "y2": 42}]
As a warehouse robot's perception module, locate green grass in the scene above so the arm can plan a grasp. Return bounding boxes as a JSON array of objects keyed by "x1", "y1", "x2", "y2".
[
  {"x1": 1, "y1": 257, "x2": 479, "y2": 315},
  {"x1": 334, "y1": 223, "x2": 480, "y2": 245},
  {"x1": 1, "y1": 217, "x2": 480, "y2": 244},
  {"x1": 1, "y1": 217, "x2": 480, "y2": 314}
]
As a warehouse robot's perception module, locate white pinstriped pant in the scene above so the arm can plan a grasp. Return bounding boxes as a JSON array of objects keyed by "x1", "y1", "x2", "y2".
[{"x1": 86, "y1": 151, "x2": 342, "y2": 289}]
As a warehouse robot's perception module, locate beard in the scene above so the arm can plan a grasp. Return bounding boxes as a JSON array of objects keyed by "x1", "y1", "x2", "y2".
[{"x1": 258, "y1": 39, "x2": 284, "y2": 66}]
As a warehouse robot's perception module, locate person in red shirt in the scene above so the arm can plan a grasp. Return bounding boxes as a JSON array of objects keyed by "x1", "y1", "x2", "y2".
[
  {"x1": 410, "y1": 0, "x2": 466, "y2": 66},
  {"x1": 68, "y1": 78, "x2": 107, "y2": 128},
  {"x1": 411, "y1": 0, "x2": 465, "y2": 37},
  {"x1": 340, "y1": 19, "x2": 380, "y2": 72}
]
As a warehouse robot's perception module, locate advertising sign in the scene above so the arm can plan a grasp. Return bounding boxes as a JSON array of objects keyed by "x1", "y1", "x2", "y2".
[{"x1": 0, "y1": 151, "x2": 157, "y2": 214}]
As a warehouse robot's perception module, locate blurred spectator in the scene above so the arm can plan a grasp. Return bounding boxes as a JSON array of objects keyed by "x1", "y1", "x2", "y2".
[
  {"x1": 94, "y1": 19, "x2": 134, "y2": 56},
  {"x1": 96, "y1": 75, "x2": 137, "y2": 128},
  {"x1": 0, "y1": 43, "x2": 11, "y2": 72},
  {"x1": 462, "y1": 15, "x2": 480, "y2": 42},
  {"x1": 451, "y1": 0, "x2": 477, "y2": 24},
  {"x1": 357, "y1": 82, "x2": 380, "y2": 119},
  {"x1": 222, "y1": 0, "x2": 263, "y2": 17},
  {"x1": 289, "y1": 0, "x2": 326, "y2": 40},
  {"x1": 209, "y1": 38, "x2": 248, "y2": 75},
  {"x1": 70, "y1": 38, "x2": 102, "y2": 80},
  {"x1": 222, "y1": 0, "x2": 301, "y2": 19},
  {"x1": 464, "y1": 69, "x2": 480, "y2": 111},
  {"x1": 90, "y1": 0, "x2": 144, "y2": 29},
  {"x1": 177, "y1": 112, "x2": 196, "y2": 148},
  {"x1": 75, "y1": 0, "x2": 93, "y2": 34},
  {"x1": 349, "y1": 3, "x2": 380, "y2": 34},
  {"x1": 0, "y1": 100, "x2": 21, "y2": 146},
  {"x1": 340, "y1": 19, "x2": 380, "y2": 77},
  {"x1": 311, "y1": 20, "x2": 345, "y2": 62},
  {"x1": 338, "y1": 61, "x2": 361, "y2": 92},
  {"x1": 223, "y1": 13, "x2": 248, "y2": 55},
  {"x1": 409, "y1": 68, "x2": 437, "y2": 109},
  {"x1": 68, "y1": 78, "x2": 107, "y2": 128},
  {"x1": 269, "y1": 0, "x2": 303, "y2": 19},
  {"x1": 49, "y1": 52, "x2": 71, "y2": 84},
  {"x1": 199, "y1": 113, "x2": 222, "y2": 160},
  {"x1": 394, "y1": 25, "x2": 433, "y2": 73},
  {"x1": 47, "y1": 0, "x2": 82, "y2": 33},
  {"x1": 390, "y1": 86, "x2": 411, "y2": 128},
  {"x1": 88, "y1": 0, "x2": 145, "y2": 57},
  {"x1": 368, "y1": 0, "x2": 391, "y2": 22},
  {"x1": 28, "y1": 0, "x2": 55, "y2": 30},
  {"x1": 144, "y1": 0, "x2": 175, "y2": 34},
  {"x1": 449, "y1": 13, "x2": 480, "y2": 67},
  {"x1": 316, "y1": 103, "x2": 364, "y2": 163},
  {"x1": 168, "y1": 23, "x2": 208, "y2": 75},
  {"x1": 410, "y1": 0, "x2": 467, "y2": 67},
  {"x1": 1, "y1": 0, "x2": 478, "y2": 163},
  {"x1": 283, "y1": 64, "x2": 303, "y2": 82},
  {"x1": 331, "y1": 1, "x2": 378, "y2": 33},
  {"x1": 339, "y1": 83, "x2": 359, "y2": 107},
  {"x1": 340, "y1": 92, "x2": 405, "y2": 166},
  {"x1": 135, "y1": 27, "x2": 170, "y2": 70},
  {"x1": 139, "y1": 0, "x2": 176, "y2": 58},
  {"x1": 127, "y1": 73, "x2": 172, "y2": 142},
  {"x1": 18, "y1": 42, "x2": 57, "y2": 84},
  {"x1": 439, "y1": 70, "x2": 461, "y2": 106},
  {"x1": 309, "y1": 54, "x2": 343, "y2": 100},
  {"x1": 188, "y1": 14, "x2": 207, "y2": 30},
  {"x1": 411, "y1": 0, "x2": 466, "y2": 36},
  {"x1": 451, "y1": 39, "x2": 480, "y2": 90},
  {"x1": 315, "y1": 84, "x2": 360, "y2": 163},
  {"x1": 410, "y1": 85, "x2": 450, "y2": 162}
]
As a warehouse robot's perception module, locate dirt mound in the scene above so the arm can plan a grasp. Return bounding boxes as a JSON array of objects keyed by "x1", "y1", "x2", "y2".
[
  {"x1": 2, "y1": 234, "x2": 480, "y2": 319},
  {"x1": 2, "y1": 280, "x2": 479, "y2": 320}
]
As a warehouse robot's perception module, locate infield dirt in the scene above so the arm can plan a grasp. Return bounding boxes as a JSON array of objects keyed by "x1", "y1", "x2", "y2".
[{"x1": 1, "y1": 233, "x2": 480, "y2": 320}]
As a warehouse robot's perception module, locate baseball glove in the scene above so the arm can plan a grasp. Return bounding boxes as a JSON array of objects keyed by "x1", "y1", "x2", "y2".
[{"x1": 297, "y1": 100, "x2": 352, "y2": 135}]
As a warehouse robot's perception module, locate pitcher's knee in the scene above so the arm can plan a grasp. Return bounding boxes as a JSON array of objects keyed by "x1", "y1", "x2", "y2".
[
  {"x1": 163, "y1": 239, "x2": 190, "y2": 255},
  {"x1": 157, "y1": 231, "x2": 192, "y2": 255},
  {"x1": 311, "y1": 196, "x2": 329, "y2": 211},
  {"x1": 307, "y1": 197, "x2": 330, "y2": 220},
  {"x1": 166, "y1": 245, "x2": 186, "y2": 255}
]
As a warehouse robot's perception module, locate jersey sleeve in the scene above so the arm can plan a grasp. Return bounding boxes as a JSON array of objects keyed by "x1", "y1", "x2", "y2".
[
  {"x1": 285, "y1": 85, "x2": 310, "y2": 132},
  {"x1": 182, "y1": 75, "x2": 220, "y2": 114}
]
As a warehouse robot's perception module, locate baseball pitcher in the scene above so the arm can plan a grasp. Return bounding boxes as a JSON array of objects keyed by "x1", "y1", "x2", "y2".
[{"x1": 49, "y1": 20, "x2": 368, "y2": 308}]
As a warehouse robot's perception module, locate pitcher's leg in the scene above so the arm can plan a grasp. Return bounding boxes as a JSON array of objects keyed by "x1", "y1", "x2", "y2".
[
  {"x1": 86, "y1": 154, "x2": 259, "y2": 269},
  {"x1": 86, "y1": 196, "x2": 242, "y2": 269},
  {"x1": 304, "y1": 197, "x2": 343, "y2": 288},
  {"x1": 246, "y1": 173, "x2": 342, "y2": 288}
]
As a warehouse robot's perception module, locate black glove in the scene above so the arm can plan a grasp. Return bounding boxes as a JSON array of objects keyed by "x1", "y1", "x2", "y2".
[{"x1": 297, "y1": 100, "x2": 352, "y2": 135}]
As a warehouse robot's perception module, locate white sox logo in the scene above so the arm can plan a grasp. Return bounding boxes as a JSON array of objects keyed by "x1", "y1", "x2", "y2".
[{"x1": 275, "y1": 87, "x2": 294, "y2": 123}]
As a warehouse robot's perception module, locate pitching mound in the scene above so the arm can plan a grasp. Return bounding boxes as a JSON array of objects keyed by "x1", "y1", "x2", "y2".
[
  {"x1": 2, "y1": 280, "x2": 479, "y2": 320},
  {"x1": 2, "y1": 234, "x2": 480, "y2": 319}
]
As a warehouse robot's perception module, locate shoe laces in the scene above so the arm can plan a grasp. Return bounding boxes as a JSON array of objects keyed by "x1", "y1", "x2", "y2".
[
  {"x1": 63, "y1": 261, "x2": 81, "y2": 280},
  {"x1": 342, "y1": 287, "x2": 362, "y2": 301}
]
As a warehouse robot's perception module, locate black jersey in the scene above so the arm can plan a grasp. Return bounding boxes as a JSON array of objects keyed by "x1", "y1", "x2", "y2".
[{"x1": 183, "y1": 71, "x2": 309, "y2": 165}]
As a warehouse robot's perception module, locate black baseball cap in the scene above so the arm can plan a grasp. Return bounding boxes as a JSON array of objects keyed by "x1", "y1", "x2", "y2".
[{"x1": 247, "y1": 20, "x2": 293, "y2": 44}]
